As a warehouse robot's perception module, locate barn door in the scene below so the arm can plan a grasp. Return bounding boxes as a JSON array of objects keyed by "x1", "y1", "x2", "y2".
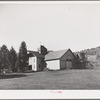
[{"x1": 66, "y1": 59, "x2": 72, "y2": 69}]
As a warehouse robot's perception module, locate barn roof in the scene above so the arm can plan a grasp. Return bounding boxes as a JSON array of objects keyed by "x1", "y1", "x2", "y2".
[
  {"x1": 45, "y1": 49, "x2": 69, "y2": 61},
  {"x1": 27, "y1": 50, "x2": 44, "y2": 58}
]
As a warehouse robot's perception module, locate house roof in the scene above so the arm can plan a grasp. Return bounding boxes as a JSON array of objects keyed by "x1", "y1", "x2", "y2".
[
  {"x1": 27, "y1": 50, "x2": 44, "y2": 58},
  {"x1": 45, "y1": 49, "x2": 68, "y2": 61}
]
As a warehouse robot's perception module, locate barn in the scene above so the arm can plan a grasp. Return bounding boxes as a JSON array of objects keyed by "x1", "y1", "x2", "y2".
[
  {"x1": 45, "y1": 49, "x2": 75, "y2": 70},
  {"x1": 27, "y1": 50, "x2": 45, "y2": 71}
]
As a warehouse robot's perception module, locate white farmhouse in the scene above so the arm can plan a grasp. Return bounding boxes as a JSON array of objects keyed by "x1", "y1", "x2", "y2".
[{"x1": 27, "y1": 50, "x2": 45, "y2": 71}]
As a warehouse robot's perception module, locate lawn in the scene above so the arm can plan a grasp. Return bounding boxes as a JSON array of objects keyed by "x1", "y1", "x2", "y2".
[{"x1": 0, "y1": 68, "x2": 100, "y2": 89}]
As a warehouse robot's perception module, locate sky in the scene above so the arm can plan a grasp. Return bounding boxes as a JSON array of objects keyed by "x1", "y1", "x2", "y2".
[{"x1": 0, "y1": 1, "x2": 100, "y2": 52}]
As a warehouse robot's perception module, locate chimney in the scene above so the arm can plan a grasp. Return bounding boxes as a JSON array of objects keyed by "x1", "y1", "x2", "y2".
[{"x1": 38, "y1": 45, "x2": 48, "y2": 56}]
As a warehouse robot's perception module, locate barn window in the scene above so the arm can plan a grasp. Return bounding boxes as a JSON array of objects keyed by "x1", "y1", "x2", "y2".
[{"x1": 66, "y1": 59, "x2": 72, "y2": 61}]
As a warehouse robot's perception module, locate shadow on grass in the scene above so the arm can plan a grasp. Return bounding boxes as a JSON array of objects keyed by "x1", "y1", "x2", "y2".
[{"x1": 0, "y1": 74, "x2": 27, "y2": 79}]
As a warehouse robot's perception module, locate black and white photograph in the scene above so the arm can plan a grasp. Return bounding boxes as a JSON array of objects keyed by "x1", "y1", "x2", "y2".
[{"x1": 0, "y1": 0, "x2": 100, "y2": 92}]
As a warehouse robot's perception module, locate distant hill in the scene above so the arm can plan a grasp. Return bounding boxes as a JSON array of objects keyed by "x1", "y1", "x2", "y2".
[
  {"x1": 80, "y1": 46, "x2": 100, "y2": 55},
  {"x1": 78, "y1": 46, "x2": 100, "y2": 67}
]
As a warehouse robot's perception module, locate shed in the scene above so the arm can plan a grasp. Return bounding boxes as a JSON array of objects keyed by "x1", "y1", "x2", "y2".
[{"x1": 45, "y1": 49, "x2": 75, "y2": 70}]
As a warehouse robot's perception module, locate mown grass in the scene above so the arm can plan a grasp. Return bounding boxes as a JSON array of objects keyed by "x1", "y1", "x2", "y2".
[
  {"x1": 0, "y1": 68, "x2": 100, "y2": 89},
  {"x1": 0, "y1": 73, "x2": 26, "y2": 79}
]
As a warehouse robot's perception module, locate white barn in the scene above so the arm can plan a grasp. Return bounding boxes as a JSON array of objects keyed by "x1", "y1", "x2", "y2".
[{"x1": 45, "y1": 49, "x2": 75, "y2": 70}]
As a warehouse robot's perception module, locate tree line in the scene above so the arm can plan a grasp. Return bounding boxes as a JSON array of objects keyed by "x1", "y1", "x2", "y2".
[
  {"x1": 0, "y1": 41, "x2": 28, "y2": 73},
  {"x1": 80, "y1": 46, "x2": 100, "y2": 55}
]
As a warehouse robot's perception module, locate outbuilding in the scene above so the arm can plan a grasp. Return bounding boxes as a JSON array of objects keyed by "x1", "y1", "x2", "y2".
[{"x1": 45, "y1": 49, "x2": 75, "y2": 70}]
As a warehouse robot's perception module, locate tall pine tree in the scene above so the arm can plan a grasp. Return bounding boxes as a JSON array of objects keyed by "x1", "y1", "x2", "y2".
[
  {"x1": 9, "y1": 47, "x2": 17, "y2": 72},
  {"x1": 16, "y1": 41, "x2": 28, "y2": 72},
  {"x1": 0, "y1": 48, "x2": 2, "y2": 72},
  {"x1": 0, "y1": 45, "x2": 11, "y2": 72}
]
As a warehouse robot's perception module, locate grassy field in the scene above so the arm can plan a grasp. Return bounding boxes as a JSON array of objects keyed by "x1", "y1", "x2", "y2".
[{"x1": 0, "y1": 68, "x2": 100, "y2": 89}]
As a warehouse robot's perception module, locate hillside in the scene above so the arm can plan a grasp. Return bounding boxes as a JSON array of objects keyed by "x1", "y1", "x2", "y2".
[
  {"x1": 80, "y1": 46, "x2": 100, "y2": 55},
  {"x1": 79, "y1": 46, "x2": 100, "y2": 67}
]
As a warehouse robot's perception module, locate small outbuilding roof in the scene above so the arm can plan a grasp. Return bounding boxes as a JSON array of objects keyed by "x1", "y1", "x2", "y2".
[
  {"x1": 45, "y1": 49, "x2": 69, "y2": 61},
  {"x1": 27, "y1": 50, "x2": 44, "y2": 58},
  {"x1": 73, "y1": 52, "x2": 79, "y2": 57},
  {"x1": 76, "y1": 52, "x2": 81, "y2": 58}
]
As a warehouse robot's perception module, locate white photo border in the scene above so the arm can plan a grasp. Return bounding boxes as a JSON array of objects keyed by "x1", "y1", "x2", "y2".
[{"x1": 0, "y1": 1, "x2": 100, "y2": 99}]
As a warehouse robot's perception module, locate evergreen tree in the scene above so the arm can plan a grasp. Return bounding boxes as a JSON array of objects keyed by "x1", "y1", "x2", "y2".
[
  {"x1": 9, "y1": 47, "x2": 17, "y2": 72},
  {"x1": 0, "y1": 48, "x2": 2, "y2": 72},
  {"x1": 16, "y1": 41, "x2": 28, "y2": 72},
  {"x1": 0, "y1": 45, "x2": 11, "y2": 72}
]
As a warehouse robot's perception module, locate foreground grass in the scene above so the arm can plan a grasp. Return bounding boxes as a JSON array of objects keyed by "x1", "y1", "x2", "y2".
[{"x1": 0, "y1": 68, "x2": 100, "y2": 89}]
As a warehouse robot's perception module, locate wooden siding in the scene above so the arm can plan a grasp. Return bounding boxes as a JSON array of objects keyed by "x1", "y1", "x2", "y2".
[
  {"x1": 37, "y1": 58, "x2": 44, "y2": 71},
  {"x1": 29, "y1": 57, "x2": 44, "y2": 71},
  {"x1": 46, "y1": 60, "x2": 60, "y2": 70},
  {"x1": 60, "y1": 49, "x2": 75, "y2": 69},
  {"x1": 29, "y1": 57, "x2": 37, "y2": 71},
  {"x1": 60, "y1": 60, "x2": 66, "y2": 69}
]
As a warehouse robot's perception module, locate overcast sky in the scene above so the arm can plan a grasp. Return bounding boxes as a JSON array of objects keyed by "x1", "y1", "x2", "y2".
[{"x1": 0, "y1": 1, "x2": 100, "y2": 52}]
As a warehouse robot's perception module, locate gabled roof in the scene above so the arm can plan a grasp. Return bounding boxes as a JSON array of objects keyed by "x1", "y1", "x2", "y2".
[
  {"x1": 73, "y1": 52, "x2": 79, "y2": 58},
  {"x1": 27, "y1": 50, "x2": 44, "y2": 58},
  {"x1": 74, "y1": 52, "x2": 85, "y2": 59},
  {"x1": 45, "y1": 49, "x2": 68, "y2": 61},
  {"x1": 76, "y1": 52, "x2": 81, "y2": 58}
]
